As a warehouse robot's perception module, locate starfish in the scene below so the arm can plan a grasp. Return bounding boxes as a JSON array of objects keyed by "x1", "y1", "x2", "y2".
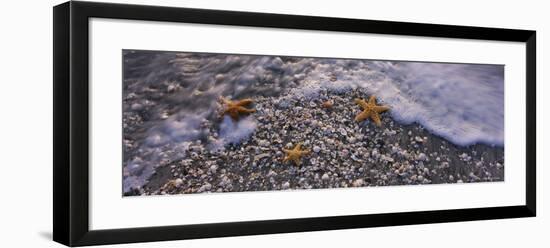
[
  {"x1": 354, "y1": 95, "x2": 390, "y2": 126},
  {"x1": 282, "y1": 143, "x2": 310, "y2": 166},
  {"x1": 220, "y1": 97, "x2": 256, "y2": 120}
]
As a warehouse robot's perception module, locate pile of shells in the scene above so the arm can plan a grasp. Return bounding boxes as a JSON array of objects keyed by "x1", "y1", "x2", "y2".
[{"x1": 130, "y1": 89, "x2": 504, "y2": 196}]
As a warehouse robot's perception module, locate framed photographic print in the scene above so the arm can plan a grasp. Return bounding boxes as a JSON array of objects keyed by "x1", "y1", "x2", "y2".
[{"x1": 53, "y1": 1, "x2": 536, "y2": 246}]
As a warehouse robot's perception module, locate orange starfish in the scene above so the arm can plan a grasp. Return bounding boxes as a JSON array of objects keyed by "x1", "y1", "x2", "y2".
[
  {"x1": 220, "y1": 97, "x2": 256, "y2": 120},
  {"x1": 354, "y1": 95, "x2": 390, "y2": 126},
  {"x1": 283, "y1": 143, "x2": 310, "y2": 166}
]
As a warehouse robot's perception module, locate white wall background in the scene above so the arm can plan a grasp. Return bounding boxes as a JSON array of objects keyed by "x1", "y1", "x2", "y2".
[{"x1": 0, "y1": 0, "x2": 546, "y2": 247}]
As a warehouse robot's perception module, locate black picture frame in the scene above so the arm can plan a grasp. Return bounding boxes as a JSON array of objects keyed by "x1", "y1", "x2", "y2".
[{"x1": 53, "y1": 1, "x2": 536, "y2": 246}]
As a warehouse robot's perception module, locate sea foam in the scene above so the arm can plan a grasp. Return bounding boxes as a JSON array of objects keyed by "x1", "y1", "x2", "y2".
[{"x1": 294, "y1": 60, "x2": 504, "y2": 146}]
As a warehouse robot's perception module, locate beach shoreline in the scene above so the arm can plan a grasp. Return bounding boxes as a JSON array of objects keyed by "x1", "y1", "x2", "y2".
[{"x1": 126, "y1": 89, "x2": 504, "y2": 196}]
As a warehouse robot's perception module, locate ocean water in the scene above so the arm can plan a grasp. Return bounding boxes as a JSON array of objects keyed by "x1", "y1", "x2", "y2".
[{"x1": 122, "y1": 50, "x2": 504, "y2": 192}]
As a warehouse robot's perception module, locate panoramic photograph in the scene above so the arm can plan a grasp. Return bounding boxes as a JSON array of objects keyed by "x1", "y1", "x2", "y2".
[{"x1": 122, "y1": 50, "x2": 504, "y2": 196}]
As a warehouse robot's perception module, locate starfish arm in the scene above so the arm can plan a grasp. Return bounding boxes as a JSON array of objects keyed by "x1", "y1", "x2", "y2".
[
  {"x1": 355, "y1": 111, "x2": 371, "y2": 122},
  {"x1": 354, "y1": 98, "x2": 368, "y2": 109},
  {"x1": 372, "y1": 105, "x2": 390, "y2": 113},
  {"x1": 368, "y1": 95, "x2": 377, "y2": 105},
  {"x1": 294, "y1": 143, "x2": 303, "y2": 150},
  {"x1": 236, "y1": 106, "x2": 256, "y2": 113},
  {"x1": 300, "y1": 150, "x2": 310, "y2": 155},
  {"x1": 235, "y1": 98, "x2": 254, "y2": 106},
  {"x1": 292, "y1": 157, "x2": 301, "y2": 166},
  {"x1": 371, "y1": 113, "x2": 382, "y2": 126},
  {"x1": 283, "y1": 156, "x2": 289, "y2": 163}
]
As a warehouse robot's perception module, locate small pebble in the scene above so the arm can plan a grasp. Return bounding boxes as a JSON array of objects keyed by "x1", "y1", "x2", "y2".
[
  {"x1": 313, "y1": 146, "x2": 321, "y2": 153},
  {"x1": 282, "y1": 182, "x2": 290, "y2": 189}
]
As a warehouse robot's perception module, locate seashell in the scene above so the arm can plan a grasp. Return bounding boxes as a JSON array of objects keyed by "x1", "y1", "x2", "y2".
[{"x1": 322, "y1": 100, "x2": 333, "y2": 109}]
